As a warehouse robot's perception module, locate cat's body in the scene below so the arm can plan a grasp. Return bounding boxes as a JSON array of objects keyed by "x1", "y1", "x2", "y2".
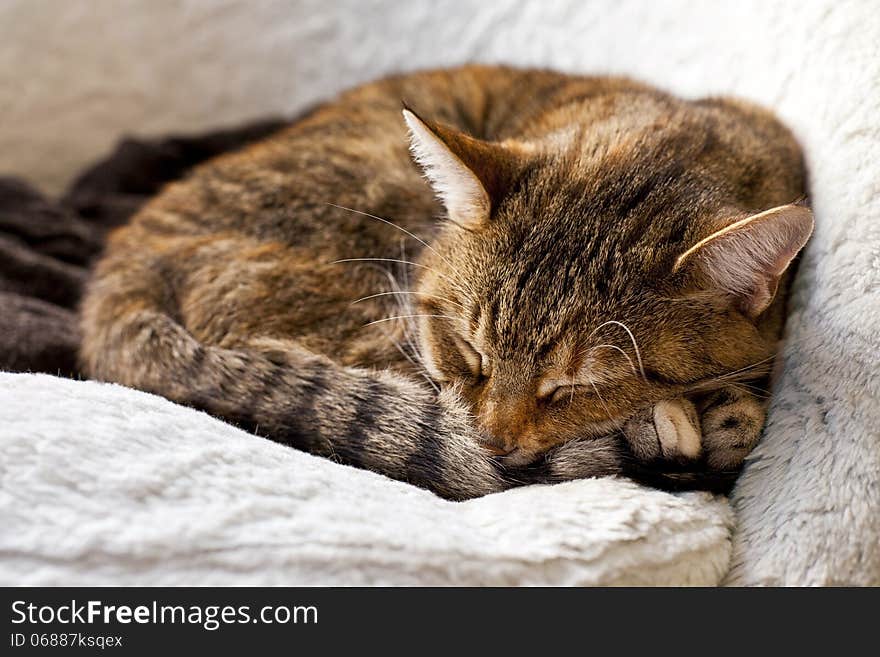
[{"x1": 80, "y1": 66, "x2": 811, "y2": 499}]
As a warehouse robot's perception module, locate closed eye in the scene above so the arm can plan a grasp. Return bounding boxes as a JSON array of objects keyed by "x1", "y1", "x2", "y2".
[
  {"x1": 548, "y1": 385, "x2": 573, "y2": 404},
  {"x1": 452, "y1": 335, "x2": 487, "y2": 379},
  {"x1": 537, "y1": 381, "x2": 597, "y2": 405},
  {"x1": 549, "y1": 384, "x2": 597, "y2": 405}
]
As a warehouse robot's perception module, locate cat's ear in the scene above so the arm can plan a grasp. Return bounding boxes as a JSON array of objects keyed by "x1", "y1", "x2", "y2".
[
  {"x1": 403, "y1": 108, "x2": 518, "y2": 228},
  {"x1": 673, "y1": 204, "x2": 814, "y2": 318}
]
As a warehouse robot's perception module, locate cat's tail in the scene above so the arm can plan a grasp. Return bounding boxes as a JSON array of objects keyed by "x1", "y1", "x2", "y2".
[
  {"x1": 525, "y1": 440, "x2": 738, "y2": 496},
  {"x1": 79, "y1": 246, "x2": 626, "y2": 500}
]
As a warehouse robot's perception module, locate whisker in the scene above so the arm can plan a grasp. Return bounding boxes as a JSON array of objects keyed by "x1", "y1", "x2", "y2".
[
  {"x1": 729, "y1": 379, "x2": 771, "y2": 395},
  {"x1": 588, "y1": 343, "x2": 639, "y2": 379},
  {"x1": 332, "y1": 256, "x2": 428, "y2": 269},
  {"x1": 397, "y1": 240, "x2": 442, "y2": 393},
  {"x1": 714, "y1": 355, "x2": 777, "y2": 380},
  {"x1": 386, "y1": 334, "x2": 440, "y2": 393},
  {"x1": 350, "y1": 290, "x2": 466, "y2": 310},
  {"x1": 585, "y1": 370, "x2": 625, "y2": 436},
  {"x1": 407, "y1": 344, "x2": 439, "y2": 391},
  {"x1": 399, "y1": 238, "x2": 410, "y2": 300},
  {"x1": 726, "y1": 382, "x2": 771, "y2": 397},
  {"x1": 331, "y1": 257, "x2": 464, "y2": 291},
  {"x1": 586, "y1": 320, "x2": 647, "y2": 382},
  {"x1": 327, "y1": 202, "x2": 451, "y2": 266},
  {"x1": 396, "y1": 239, "x2": 420, "y2": 354},
  {"x1": 610, "y1": 321, "x2": 647, "y2": 381},
  {"x1": 357, "y1": 256, "x2": 440, "y2": 394},
  {"x1": 364, "y1": 314, "x2": 459, "y2": 328},
  {"x1": 688, "y1": 372, "x2": 773, "y2": 398}
]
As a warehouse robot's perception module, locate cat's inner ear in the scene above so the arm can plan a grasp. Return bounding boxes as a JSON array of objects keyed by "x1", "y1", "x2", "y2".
[
  {"x1": 674, "y1": 204, "x2": 814, "y2": 318},
  {"x1": 402, "y1": 108, "x2": 515, "y2": 227}
]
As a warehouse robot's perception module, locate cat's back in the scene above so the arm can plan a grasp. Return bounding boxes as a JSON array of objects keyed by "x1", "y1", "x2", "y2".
[
  {"x1": 97, "y1": 64, "x2": 806, "y2": 289},
  {"x1": 111, "y1": 65, "x2": 800, "y2": 244},
  {"x1": 82, "y1": 63, "x2": 805, "y2": 376}
]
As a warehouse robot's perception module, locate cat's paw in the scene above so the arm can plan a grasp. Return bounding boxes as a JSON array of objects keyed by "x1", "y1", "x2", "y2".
[
  {"x1": 623, "y1": 390, "x2": 766, "y2": 470},
  {"x1": 698, "y1": 388, "x2": 766, "y2": 470},
  {"x1": 623, "y1": 398, "x2": 702, "y2": 462}
]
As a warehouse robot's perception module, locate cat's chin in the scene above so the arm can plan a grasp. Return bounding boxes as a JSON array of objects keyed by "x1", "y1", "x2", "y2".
[
  {"x1": 495, "y1": 423, "x2": 622, "y2": 467},
  {"x1": 497, "y1": 447, "x2": 541, "y2": 467}
]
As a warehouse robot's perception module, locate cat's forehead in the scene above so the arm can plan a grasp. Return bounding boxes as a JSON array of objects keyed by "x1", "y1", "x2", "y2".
[
  {"x1": 470, "y1": 292, "x2": 644, "y2": 385},
  {"x1": 475, "y1": 270, "x2": 628, "y2": 358},
  {"x1": 475, "y1": 229, "x2": 652, "y2": 324},
  {"x1": 456, "y1": 229, "x2": 681, "y2": 373}
]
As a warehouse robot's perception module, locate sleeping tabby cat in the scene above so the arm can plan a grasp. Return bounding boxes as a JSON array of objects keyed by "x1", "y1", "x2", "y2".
[{"x1": 79, "y1": 66, "x2": 812, "y2": 500}]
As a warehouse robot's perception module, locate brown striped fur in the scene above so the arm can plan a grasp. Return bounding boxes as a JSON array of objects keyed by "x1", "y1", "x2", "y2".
[{"x1": 79, "y1": 66, "x2": 811, "y2": 499}]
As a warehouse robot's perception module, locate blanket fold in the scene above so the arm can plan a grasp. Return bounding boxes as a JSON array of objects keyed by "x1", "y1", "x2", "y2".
[{"x1": 0, "y1": 119, "x2": 286, "y2": 376}]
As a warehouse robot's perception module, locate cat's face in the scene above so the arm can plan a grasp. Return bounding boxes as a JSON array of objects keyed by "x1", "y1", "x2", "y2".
[{"x1": 403, "y1": 109, "x2": 812, "y2": 464}]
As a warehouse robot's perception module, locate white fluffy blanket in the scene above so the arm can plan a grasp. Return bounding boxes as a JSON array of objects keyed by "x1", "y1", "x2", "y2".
[
  {"x1": 0, "y1": 374, "x2": 732, "y2": 586},
  {"x1": 1, "y1": 0, "x2": 878, "y2": 584}
]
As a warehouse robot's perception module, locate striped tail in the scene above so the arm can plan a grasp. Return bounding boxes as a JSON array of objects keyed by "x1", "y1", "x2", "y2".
[
  {"x1": 79, "y1": 256, "x2": 733, "y2": 500},
  {"x1": 79, "y1": 252, "x2": 635, "y2": 499}
]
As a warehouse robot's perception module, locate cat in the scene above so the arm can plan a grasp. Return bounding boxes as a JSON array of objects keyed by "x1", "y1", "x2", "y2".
[{"x1": 79, "y1": 65, "x2": 812, "y2": 500}]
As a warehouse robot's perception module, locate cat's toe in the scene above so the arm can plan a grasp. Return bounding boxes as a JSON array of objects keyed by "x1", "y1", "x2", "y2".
[
  {"x1": 653, "y1": 399, "x2": 702, "y2": 460},
  {"x1": 623, "y1": 399, "x2": 702, "y2": 462}
]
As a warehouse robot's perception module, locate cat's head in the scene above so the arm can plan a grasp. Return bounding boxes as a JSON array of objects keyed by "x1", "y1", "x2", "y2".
[{"x1": 403, "y1": 108, "x2": 812, "y2": 465}]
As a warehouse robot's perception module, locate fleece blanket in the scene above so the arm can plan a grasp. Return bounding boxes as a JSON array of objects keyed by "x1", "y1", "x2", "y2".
[
  {"x1": 0, "y1": 121, "x2": 738, "y2": 586},
  {"x1": 0, "y1": 120, "x2": 285, "y2": 376},
  {"x1": 1, "y1": 0, "x2": 879, "y2": 585},
  {"x1": 0, "y1": 374, "x2": 732, "y2": 586}
]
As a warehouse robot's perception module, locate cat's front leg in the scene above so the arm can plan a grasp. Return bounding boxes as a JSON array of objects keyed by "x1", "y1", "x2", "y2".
[{"x1": 622, "y1": 388, "x2": 767, "y2": 470}]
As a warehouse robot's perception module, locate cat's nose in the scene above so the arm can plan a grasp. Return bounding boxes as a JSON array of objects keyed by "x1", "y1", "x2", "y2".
[
  {"x1": 477, "y1": 428, "x2": 517, "y2": 456},
  {"x1": 482, "y1": 439, "x2": 515, "y2": 457},
  {"x1": 477, "y1": 398, "x2": 526, "y2": 455}
]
